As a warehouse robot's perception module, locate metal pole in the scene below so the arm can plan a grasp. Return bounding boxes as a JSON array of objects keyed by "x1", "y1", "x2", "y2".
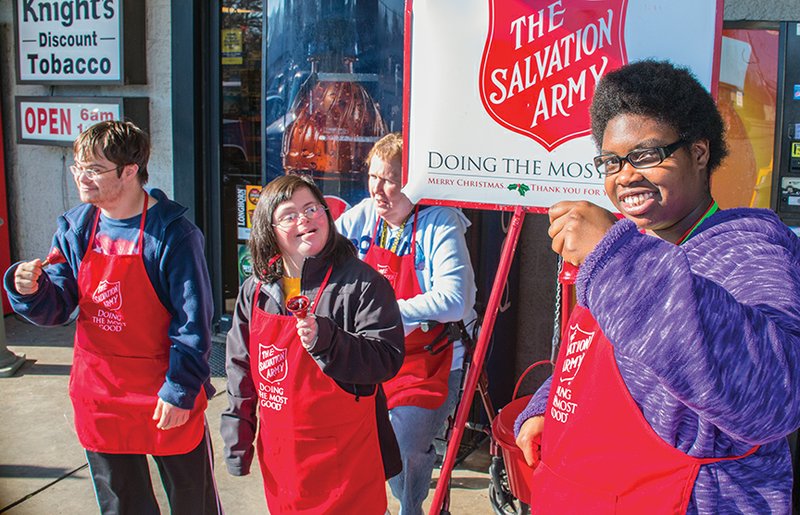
[
  {"x1": 0, "y1": 314, "x2": 25, "y2": 377},
  {"x1": 429, "y1": 205, "x2": 526, "y2": 515}
]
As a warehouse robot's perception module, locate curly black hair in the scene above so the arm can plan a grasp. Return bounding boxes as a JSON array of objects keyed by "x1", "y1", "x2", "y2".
[{"x1": 590, "y1": 60, "x2": 728, "y2": 175}]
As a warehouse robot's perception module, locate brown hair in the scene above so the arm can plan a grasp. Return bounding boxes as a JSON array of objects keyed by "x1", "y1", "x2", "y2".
[
  {"x1": 366, "y1": 132, "x2": 403, "y2": 170},
  {"x1": 73, "y1": 121, "x2": 150, "y2": 185},
  {"x1": 249, "y1": 174, "x2": 355, "y2": 282}
]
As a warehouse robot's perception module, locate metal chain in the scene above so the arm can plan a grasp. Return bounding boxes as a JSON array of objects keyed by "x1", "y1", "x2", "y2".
[{"x1": 550, "y1": 256, "x2": 563, "y2": 363}]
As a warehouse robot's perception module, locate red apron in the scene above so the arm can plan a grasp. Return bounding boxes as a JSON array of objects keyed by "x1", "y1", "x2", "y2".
[
  {"x1": 531, "y1": 305, "x2": 758, "y2": 514},
  {"x1": 69, "y1": 196, "x2": 207, "y2": 455},
  {"x1": 363, "y1": 208, "x2": 452, "y2": 410},
  {"x1": 249, "y1": 268, "x2": 386, "y2": 514}
]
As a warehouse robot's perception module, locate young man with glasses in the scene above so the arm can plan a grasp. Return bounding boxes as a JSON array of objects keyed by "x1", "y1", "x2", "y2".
[
  {"x1": 514, "y1": 60, "x2": 800, "y2": 513},
  {"x1": 5, "y1": 121, "x2": 223, "y2": 514}
]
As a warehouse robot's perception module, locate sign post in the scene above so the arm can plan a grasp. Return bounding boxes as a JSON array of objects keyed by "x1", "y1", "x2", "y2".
[
  {"x1": 430, "y1": 206, "x2": 526, "y2": 512},
  {"x1": 0, "y1": 89, "x2": 22, "y2": 378}
]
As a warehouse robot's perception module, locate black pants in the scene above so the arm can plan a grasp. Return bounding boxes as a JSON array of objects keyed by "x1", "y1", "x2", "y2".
[{"x1": 85, "y1": 428, "x2": 223, "y2": 515}]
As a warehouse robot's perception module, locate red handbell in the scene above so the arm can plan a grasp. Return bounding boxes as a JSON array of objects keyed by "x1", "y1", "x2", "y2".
[
  {"x1": 42, "y1": 247, "x2": 66, "y2": 267},
  {"x1": 286, "y1": 295, "x2": 310, "y2": 319}
]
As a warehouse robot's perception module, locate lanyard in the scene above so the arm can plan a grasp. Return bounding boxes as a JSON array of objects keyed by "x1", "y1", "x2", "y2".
[
  {"x1": 380, "y1": 218, "x2": 408, "y2": 253},
  {"x1": 676, "y1": 201, "x2": 718, "y2": 246}
]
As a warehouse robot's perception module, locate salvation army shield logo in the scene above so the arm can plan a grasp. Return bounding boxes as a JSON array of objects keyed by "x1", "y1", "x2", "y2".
[
  {"x1": 376, "y1": 263, "x2": 399, "y2": 287},
  {"x1": 258, "y1": 344, "x2": 288, "y2": 384},
  {"x1": 91, "y1": 280, "x2": 122, "y2": 310},
  {"x1": 559, "y1": 323, "x2": 596, "y2": 383},
  {"x1": 479, "y1": 0, "x2": 628, "y2": 150}
]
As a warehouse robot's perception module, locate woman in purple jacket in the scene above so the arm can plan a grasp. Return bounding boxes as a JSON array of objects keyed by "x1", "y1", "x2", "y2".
[{"x1": 515, "y1": 60, "x2": 800, "y2": 513}]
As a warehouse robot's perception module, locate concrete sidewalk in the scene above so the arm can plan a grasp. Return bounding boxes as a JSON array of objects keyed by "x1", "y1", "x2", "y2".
[{"x1": 0, "y1": 315, "x2": 499, "y2": 514}]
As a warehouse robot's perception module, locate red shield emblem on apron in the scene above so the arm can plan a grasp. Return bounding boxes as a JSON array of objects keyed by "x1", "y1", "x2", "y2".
[
  {"x1": 376, "y1": 263, "x2": 399, "y2": 285},
  {"x1": 258, "y1": 343, "x2": 288, "y2": 384},
  {"x1": 91, "y1": 280, "x2": 122, "y2": 310},
  {"x1": 479, "y1": 0, "x2": 628, "y2": 150},
  {"x1": 560, "y1": 323, "x2": 595, "y2": 383}
]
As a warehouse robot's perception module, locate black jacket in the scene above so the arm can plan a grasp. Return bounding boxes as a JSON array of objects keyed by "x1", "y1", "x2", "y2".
[{"x1": 220, "y1": 246, "x2": 405, "y2": 479}]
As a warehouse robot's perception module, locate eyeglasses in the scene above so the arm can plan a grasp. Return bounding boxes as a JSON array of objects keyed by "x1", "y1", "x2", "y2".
[
  {"x1": 593, "y1": 140, "x2": 686, "y2": 176},
  {"x1": 70, "y1": 163, "x2": 122, "y2": 179},
  {"x1": 272, "y1": 203, "x2": 327, "y2": 228}
]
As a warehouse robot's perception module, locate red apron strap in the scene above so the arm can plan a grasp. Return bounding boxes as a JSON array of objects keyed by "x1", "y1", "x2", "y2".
[
  {"x1": 369, "y1": 215, "x2": 382, "y2": 249},
  {"x1": 251, "y1": 281, "x2": 263, "y2": 321},
  {"x1": 86, "y1": 208, "x2": 102, "y2": 252},
  {"x1": 696, "y1": 444, "x2": 760, "y2": 465},
  {"x1": 250, "y1": 266, "x2": 332, "y2": 319},
  {"x1": 85, "y1": 193, "x2": 149, "y2": 256},
  {"x1": 409, "y1": 206, "x2": 419, "y2": 261}
]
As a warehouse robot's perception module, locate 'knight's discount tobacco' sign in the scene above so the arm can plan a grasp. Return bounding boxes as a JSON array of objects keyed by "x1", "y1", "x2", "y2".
[
  {"x1": 13, "y1": 0, "x2": 146, "y2": 85},
  {"x1": 15, "y1": 0, "x2": 122, "y2": 83},
  {"x1": 403, "y1": 0, "x2": 722, "y2": 212}
]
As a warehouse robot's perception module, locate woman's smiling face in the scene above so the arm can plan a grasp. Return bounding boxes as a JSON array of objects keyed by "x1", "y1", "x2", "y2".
[
  {"x1": 602, "y1": 114, "x2": 712, "y2": 242},
  {"x1": 272, "y1": 186, "x2": 330, "y2": 265}
]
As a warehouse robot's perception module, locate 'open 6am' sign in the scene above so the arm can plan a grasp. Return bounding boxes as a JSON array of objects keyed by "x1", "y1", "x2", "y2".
[{"x1": 15, "y1": 96, "x2": 149, "y2": 146}]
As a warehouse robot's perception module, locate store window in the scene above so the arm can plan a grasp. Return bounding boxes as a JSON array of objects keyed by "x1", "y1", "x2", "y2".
[
  {"x1": 219, "y1": 0, "x2": 405, "y2": 314},
  {"x1": 714, "y1": 26, "x2": 779, "y2": 209}
]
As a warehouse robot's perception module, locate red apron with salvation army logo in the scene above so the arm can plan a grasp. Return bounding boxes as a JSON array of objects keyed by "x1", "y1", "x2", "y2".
[
  {"x1": 363, "y1": 208, "x2": 452, "y2": 410},
  {"x1": 249, "y1": 268, "x2": 387, "y2": 514},
  {"x1": 69, "y1": 196, "x2": 207, "y2": 455},
  {"x1": 531, "y1": 305, "x2": 758, "y2": 514}
]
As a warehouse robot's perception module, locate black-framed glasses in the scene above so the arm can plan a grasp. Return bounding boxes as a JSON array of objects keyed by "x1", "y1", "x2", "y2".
[
  {"x1": 272, "y1": 203, "x2": 327, "y2": 228},
  {"x1": 69, "y1": 163, "x2": 122, "y2": 179},
  {"x1": 593, "y1": 140, "x2": 687, "y2": 176}
]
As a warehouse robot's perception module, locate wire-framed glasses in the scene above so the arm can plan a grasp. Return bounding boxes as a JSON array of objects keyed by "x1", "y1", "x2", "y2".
[
  {"x1": 69, "y1": 163, "x2": 122, "y2": 179},
  {"x1": 272, "y1": 203, "x2": 327, "y2": 228}
]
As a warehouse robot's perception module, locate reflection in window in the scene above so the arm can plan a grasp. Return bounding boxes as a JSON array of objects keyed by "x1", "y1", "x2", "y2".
[
  {"x1": 263, "y1": 0, "x2": 405, "y2": 214},
  {"x1": 715, "y1": 28, "x2": 778, "y2": 209},
  {"x1": 217, "y1": 1, "x2": 406, "y2": 314}
]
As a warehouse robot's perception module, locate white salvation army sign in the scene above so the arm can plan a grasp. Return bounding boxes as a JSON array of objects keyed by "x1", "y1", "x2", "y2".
[{"x1": 402, "y1": 0, "x2": 723, "y2": 212}]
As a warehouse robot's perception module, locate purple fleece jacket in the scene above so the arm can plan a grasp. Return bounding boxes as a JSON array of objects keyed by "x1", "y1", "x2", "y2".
[{"x1": 515, "y1": 208, "x2": 800, "y2": 514}]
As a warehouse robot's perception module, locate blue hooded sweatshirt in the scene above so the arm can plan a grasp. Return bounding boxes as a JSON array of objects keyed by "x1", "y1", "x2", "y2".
[
  {"x1": 516, "y1": 208, "x2": 800, "y2": 514},
  {"x1": 4, "y1": 188, "x2": 215, "y2": 409}
]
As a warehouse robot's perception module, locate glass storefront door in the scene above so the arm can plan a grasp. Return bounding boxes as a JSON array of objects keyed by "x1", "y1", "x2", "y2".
[{"x1": 220, "y1": 3, "x2": 264, "y2": 313}]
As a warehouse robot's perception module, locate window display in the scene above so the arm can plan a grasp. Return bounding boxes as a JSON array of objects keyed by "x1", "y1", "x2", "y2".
[{"x1": 220, "y1": 0, "x2": 405, "y2": 313}]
